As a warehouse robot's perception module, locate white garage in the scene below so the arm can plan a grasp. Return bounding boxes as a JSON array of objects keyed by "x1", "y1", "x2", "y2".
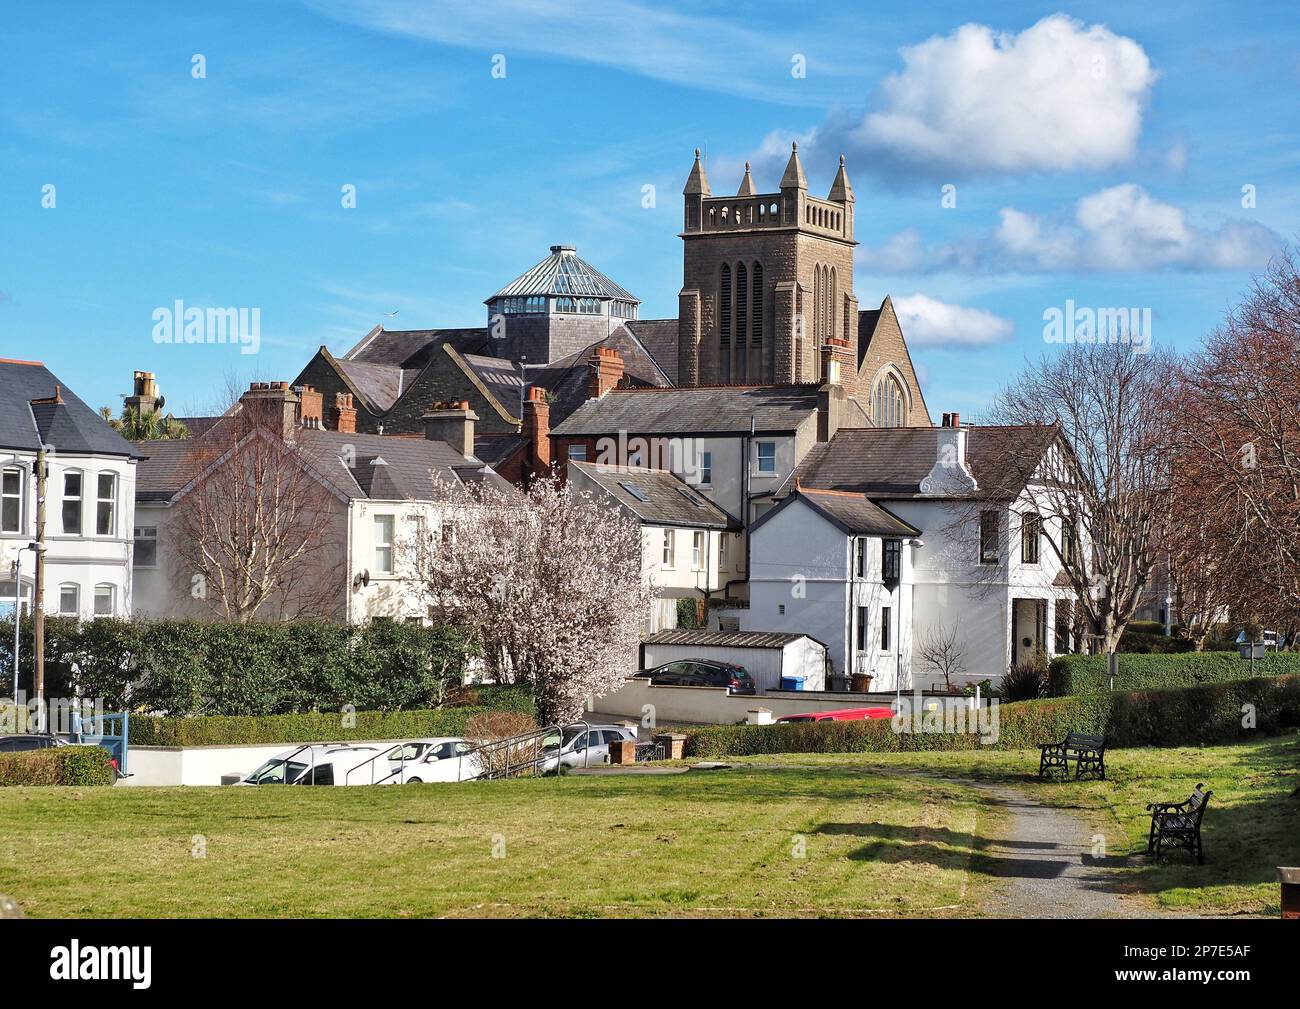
[{"x1": 640, "y1": 630, "x2": 828, "y2": 692}]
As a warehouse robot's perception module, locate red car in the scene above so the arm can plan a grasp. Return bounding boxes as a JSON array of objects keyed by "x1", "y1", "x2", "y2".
[{"x1": 776, "y1": 706, "x2": 894, "y2": 723}]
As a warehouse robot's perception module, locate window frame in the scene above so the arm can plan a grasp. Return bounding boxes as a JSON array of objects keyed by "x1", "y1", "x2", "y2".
[
  {"x1": 373, "y1": 514, "x2": 395, "y2": 575},
  {"x1": 698, "y1": 450, "x2": 713, "y2": 486},
  {"x1": 855, "y1": 604, "x2": 868, "y2": 652},
  {"x1": 979, "y1": 510, "x2": 1000, "y2": 565},
  {"x1": 133, "y1": 526, "x2": 158, "y2": 568},
  {"x1": 882, "y1": 539, "x2": 902, "y2": 585},
  {"x1": 95, "y1": 472, "x2": 117, "y2": 537},
  {"x1": 691, "y1": 530, "x2": 705, "y2": 571},
  {"x1": 92, "y1": 583, "x2": 115, "y2": 617},
  {"x1": 62, "y1": 469, "x2": 83, "y2": 536},
  {"x1": 567, "y1": 443, "x2": 587, "y2": 463},
  {"x1": 1, "y1": 467, "x2": 22, "y2": 534},
  {"x1": 661, "y1": 529, "x2": 675, "y2": 568},
  {"x1": 881, "y1": 606, "x2": 892, "y2": 652},
  {"x1": 58, "y1": 583, "x2": 80, "y2": 616},
  {"x1": 1021, "y1": 512, "x2": 1042, "y2": 565},
  {"x1": 755, "y1": 441, "x2": 777, "y2": 475}
]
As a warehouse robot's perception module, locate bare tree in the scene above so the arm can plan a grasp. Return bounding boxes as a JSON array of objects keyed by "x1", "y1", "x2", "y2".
[
  {"x1": 1169, "y1": 247, "x2": 1300, "y2": 637},
  {"x1": 167, "y1": 409, "x2": 345, "y2": 621},
  {"x1": 981, "y1": 341, "x2": 1177, "y2": 653},
  {"x1": 415, "y1": 473, "x2": 653, "y2": 726},
  {"x1": 916, "y1": 620, "x2": 967, "y2": 692}
]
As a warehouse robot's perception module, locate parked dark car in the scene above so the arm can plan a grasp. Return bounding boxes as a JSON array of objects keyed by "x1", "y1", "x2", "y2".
[
  {"x1": 0, "y1": 734, "x2": 67, "y2": 752},
  {"x1": 634, "y1": 659, "x2": 757, "y2": 695}
]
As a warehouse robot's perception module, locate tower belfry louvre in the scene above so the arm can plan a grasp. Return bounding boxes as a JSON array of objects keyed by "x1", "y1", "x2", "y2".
[{"x1": 678, "y1": 143, "x2": 859, "y2": 392}]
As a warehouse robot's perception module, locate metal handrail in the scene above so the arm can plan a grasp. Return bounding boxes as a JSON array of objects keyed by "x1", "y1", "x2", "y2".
[
  {"x1": 456, "y1": 720, "x2": 597, "y2": 781},
  {"x1": 343, "y1": 742, "x2": 414, "y2": 786}
]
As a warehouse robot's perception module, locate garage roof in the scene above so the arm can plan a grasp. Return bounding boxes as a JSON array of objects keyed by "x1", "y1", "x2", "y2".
[{"x1": 644, "y1": 629, "x2": 826, "y2": 649}]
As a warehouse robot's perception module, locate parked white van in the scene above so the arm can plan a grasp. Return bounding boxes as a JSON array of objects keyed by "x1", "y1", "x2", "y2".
[{"x1": 236, "y1": 744, "x2": 382, "y2": 786}]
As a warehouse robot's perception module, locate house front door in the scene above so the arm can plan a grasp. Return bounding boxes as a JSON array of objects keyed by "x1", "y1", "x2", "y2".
[{"x1": 1012, "y1": 598, "x2": 1048, "y2": 667}]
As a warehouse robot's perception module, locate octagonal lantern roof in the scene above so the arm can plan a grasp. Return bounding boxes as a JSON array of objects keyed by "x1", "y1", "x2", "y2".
[{"x1": 487, "y1": 245, "x2": 639, "y2": 304}]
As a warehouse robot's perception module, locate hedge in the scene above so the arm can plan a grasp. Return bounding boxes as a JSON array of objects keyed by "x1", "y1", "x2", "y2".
[
  {"x1": 1048, "y1": 650, "x2": 1300, "y2": 696},
  {"x1": 0, "y1": 746, "x2": 117, "y2": 787},
  {"x1": 682, "y1": 673, "x2": 1300, "y2": 757},
  {"x1": 131, "y1": 693, "x2": 537, "y2": 747},
  {"x1": 0, "y1": 616, "x2": 477, "y2": 716}
]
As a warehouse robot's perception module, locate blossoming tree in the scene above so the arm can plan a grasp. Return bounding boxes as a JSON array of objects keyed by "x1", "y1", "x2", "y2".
[{"x1": 416, "y1": 473, "x2": 652, "y2": 726}]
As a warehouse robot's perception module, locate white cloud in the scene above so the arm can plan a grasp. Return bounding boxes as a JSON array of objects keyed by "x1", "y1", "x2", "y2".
[
  {"x1": 779, "y1": 14, "x2": 1156, "y2": 178},
  {"x1": 892, "y1": 293, "x2": 1014, "y2": 347},
  {"x1": 860, "y1": 185, "x2": 1282, "y2": 273}
]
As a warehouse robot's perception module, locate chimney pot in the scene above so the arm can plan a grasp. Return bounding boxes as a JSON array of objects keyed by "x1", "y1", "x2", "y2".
[
  {"x1": 588, "y1": 346, "x2": 625, "y2": 399},
  {"x1": 422, "y1": 400, "x2": 478, "y2": 457}
]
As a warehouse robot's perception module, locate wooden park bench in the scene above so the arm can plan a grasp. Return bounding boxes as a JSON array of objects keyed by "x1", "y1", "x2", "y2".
[
  {"x1": 1147, "y1": 784, "x2": 1212, "y2": 865},
  {"x1": 1037, "y1": 732, "x2": 1107, "y2": 780}
]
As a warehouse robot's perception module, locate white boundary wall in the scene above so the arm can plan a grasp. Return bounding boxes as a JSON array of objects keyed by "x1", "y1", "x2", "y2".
[
  {"x1": 122, "y1": 739, "x2": 410, "y2": 786},
  {"x1": 597, "y1": 679, "x2": 896, "y2": 725}
]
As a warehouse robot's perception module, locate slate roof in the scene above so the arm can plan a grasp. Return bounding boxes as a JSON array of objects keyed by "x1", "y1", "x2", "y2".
[
  {"x1": 644, "y1": 629, "x2": 826, "y2": 649},
  {"x1": 533, "y1": 327, "x2": 672, "y2": 426},
  {"x1": 474, "y1": 433, "x2": 526, "y2": 467},
  {"x1": 334, "y1": 360, "x2": 416, "y2": 412},
  {"x1": 133, "y1": 439, "x2": 197, "y2": 502},
  {"x1": 460, "y1": 353, "x2": 524, "y2": 413},
  {"x1": 752, "y1": 487, "x2": 919, "y2": 538},
  {"x1": 857, "y1": 308, "x2": 881, "y2": 370},
  {"x1": 135, "y1": 428, "x2": 512, "y2": 505},
  {"x1": 624, "y1": 319, "x2": 679, "y2": 384},
  {"x1": 571, "y1": 461, "x2": 737, "y2": 530},
  {"x1": 488, "y1": 246, "x2": 639, "y2": 302},
  {"x1": 345, "y1": 327, "x2": 489, "y2": 369},
  {"x1": 792, "y1": 425, "x2": 1060, "y2": 500},
  {"x1": 552, "y1": 384, "x2": 821, "y2": 437},
  {"x1": 0, "y1": 359, "x2": 141, "y2": 458},
  {"x1": 174, "y1": 416, "x2": 221, "y2": 438}
]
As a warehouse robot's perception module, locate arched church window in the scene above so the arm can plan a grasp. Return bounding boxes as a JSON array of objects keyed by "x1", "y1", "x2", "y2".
[{"x1": 871, "y1": 374, "x2": 908, "y2": 428}]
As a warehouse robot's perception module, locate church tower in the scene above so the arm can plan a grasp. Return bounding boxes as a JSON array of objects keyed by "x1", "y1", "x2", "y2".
[{"x1": 677, "y1": 144, "x2": 858, "y2": 392}]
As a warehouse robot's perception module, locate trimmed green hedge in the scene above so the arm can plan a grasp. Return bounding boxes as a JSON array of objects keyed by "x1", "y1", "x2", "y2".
[
  {"x1": 130, "y1": 696, "x2": 537, "y2": 747},
  {"x1": 683, "y1": 674, "x2": 1300, "y2": 757},
  {"x1": 0, "y1": 746, "x2": 117, "y2": 786},
  {"x1": 0, "y1": 616, "x2": 477, "y2": 716},
  {"x1": 1049, "y1": 650, "x2": 1300, "y2": 696}
]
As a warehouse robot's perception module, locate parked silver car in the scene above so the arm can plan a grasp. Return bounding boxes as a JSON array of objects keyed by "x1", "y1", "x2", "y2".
[{"x1": 540, "y1": 724, "x2": 638, "y2": 772}]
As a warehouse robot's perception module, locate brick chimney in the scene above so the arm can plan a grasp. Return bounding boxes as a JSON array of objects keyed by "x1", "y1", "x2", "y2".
[
  {"x1": 241, "y1": 381, "x2": 300, "y2": 441},
  {"x1": 423, "y1": 400, "x2": 478, "y2": 458},
  {"x1": 331, "y1": 392, "x2": 357, "y2": 434},
  {"x1": 295, "y1": 385, "x2": 323, "y2": 429},
  {"x1": 818, "y1": 338, "x2": 849, "y2": 443},
  {"x1": 125, "y1": 370, "x2": 161, "y2": 415},
  {"x1": 588, "y1": 346, "x2": 624, "y2": 399},
  {"x1": 524, "y1": 386, "x2": 551, "y2": 476}
]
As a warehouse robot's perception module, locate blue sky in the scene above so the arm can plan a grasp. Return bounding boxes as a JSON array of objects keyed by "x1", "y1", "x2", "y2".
[{"x1": 1, "y1": 0, "x2": 1297, "y2": 419}]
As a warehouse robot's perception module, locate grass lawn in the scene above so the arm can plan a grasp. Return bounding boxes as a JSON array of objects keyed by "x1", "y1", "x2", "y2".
[
  {"x1": 720, "y1": 734, "x2": 1300, "y2": 917},
  {"x1": 2, "y1": 736, "x2": 1292, "y2": 918},
  {"x1": 0, "y1": 765, "x2": 1002, "y2": 918}
]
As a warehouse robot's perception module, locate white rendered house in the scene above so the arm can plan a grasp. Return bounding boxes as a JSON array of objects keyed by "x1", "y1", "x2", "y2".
[
  {"x1": 567, "y1": 460, "x2": 739, "y2": 633},
  {"x1": 0, "y1": 359, "x2": 139, "y2": 622},
  {"x1": 747, "y1": 416, "x2": 1079, "y2": 690}
]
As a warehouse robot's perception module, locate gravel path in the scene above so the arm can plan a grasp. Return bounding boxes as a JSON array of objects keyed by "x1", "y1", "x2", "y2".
[{"x1": 972, "y1": 780, "x2": 1156, "y2": 918}]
